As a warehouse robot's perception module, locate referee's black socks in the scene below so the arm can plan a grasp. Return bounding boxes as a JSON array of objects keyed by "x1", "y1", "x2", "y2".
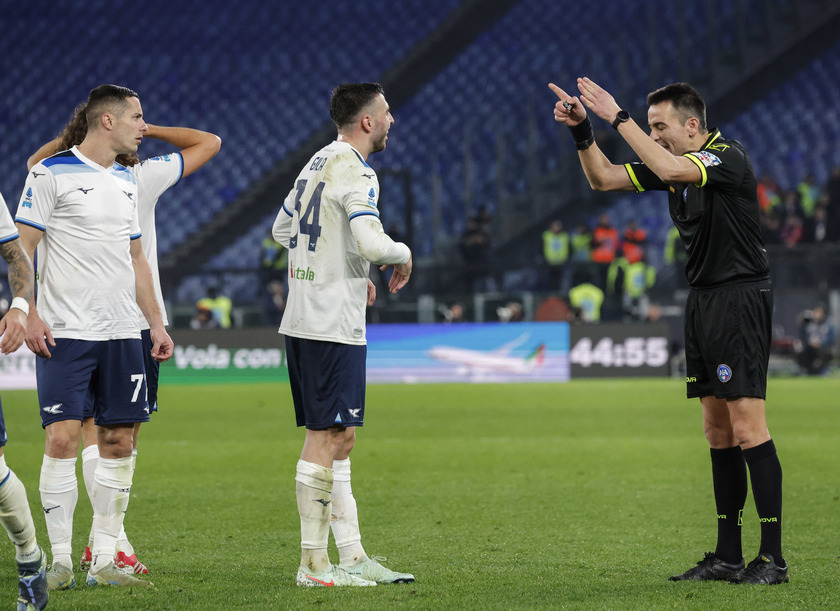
[
  {"x1": 743, "y1": 439, "x2": 784, "y2": 565},
  {"x1": 710, "y1": 446, "x2": 747, "y2": 564}
]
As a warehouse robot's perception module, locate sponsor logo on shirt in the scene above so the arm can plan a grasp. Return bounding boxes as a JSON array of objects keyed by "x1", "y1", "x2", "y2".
[
  {"x1": 289, "y1": 265, "x2": 315, "y2": 281},
  {"x1": 692, "y1": 151, "x2": 722, "y2": 167},
  {"x1": 150, "y1": 154, "x2": 172, "y2": 162}
]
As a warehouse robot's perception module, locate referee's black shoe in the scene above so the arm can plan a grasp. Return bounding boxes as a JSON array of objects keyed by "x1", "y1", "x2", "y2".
[
  {"x1": 729, "y1": 554, "x2": 789, "y2": 585},
  {"x1": 668, "y1": 552, "x2": 744, "y2": 581}
]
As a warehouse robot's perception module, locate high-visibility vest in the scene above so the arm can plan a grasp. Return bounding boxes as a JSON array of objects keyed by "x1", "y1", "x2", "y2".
[{"x1": 542, "y1": 230, "x2": 569, "y2": 265}]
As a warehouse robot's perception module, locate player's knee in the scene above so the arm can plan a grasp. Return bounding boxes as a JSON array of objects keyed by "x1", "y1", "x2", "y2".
[{"x1": 97, "y1": 427, "x2": 135, "y2": 458}]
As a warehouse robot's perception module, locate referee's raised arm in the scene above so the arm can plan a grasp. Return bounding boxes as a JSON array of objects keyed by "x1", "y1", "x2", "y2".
[{"x1": 549, "y1": 82, "x2": 635, "y2": 192}]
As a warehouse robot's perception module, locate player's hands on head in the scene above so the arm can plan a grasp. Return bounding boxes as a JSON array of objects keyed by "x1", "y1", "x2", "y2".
[
  {"x1": 576, "y1": 77, "x2": 622, "y2": 124},
  {"x1": 24, "y1": 311, "x2": 55, "y2": 358},
  {"x1": 548, "y1": 83, "x2": 587, "y2": 125},
  {"x1": 0, "y1": 309, "x2": 27, "y2": 354},
  {"x1": 381, "y1": 255, "x2": 412, "y2": 294}
]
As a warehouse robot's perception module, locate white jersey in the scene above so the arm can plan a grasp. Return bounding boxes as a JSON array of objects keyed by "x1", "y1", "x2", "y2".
[
  {"x1": 274, "y1": 141, "x2": 410, "y2": 345},
  {"x1": 0, "y1": 192, "x2": 19, "y2": 244},
  {"x1": 131, "y1": 152, "x2": 183, "y2": 329},
  {"x1": 15, "y1": 146, "x2": 142, "y2": 341}
]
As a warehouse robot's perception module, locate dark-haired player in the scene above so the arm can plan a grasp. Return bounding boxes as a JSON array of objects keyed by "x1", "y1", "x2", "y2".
[
  {"x1": 549, "y1": 78, "x2": 787, "y2": 585},
  {"x1": 17, "y1": 84, "x2": 172, "y2": 589},
  {"x1": 273, "y1": 83, "x2": 413, "y2": 587},
  {"x1": 28, "y1": 96, "x2": 220, "y2": 579}
]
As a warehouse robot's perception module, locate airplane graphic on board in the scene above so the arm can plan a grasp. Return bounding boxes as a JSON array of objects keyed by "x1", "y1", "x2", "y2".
[{"x1": 427, "y1": 334, "x2": 546, "y2": 379}]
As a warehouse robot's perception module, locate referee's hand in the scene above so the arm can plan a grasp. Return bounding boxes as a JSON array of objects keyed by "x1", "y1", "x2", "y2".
[
  {"x1": 576, "y1": 77, "x2": 622, "y2": 125},
  {"x1": 548, "y1": 83, "x2": 586, "y2": 125}
]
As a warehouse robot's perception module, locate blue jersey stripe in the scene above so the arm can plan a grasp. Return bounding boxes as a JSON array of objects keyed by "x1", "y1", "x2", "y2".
[
  {"x1": 349, "y1": 211, "x2": 380, "y2": 221},
  {"x1": 350, "y1": 148, "x2": 372, "y2": 169},
  {"x1": 0, "y1": 232, "x2": 19, "y2": 244},
  {"x1": 174, "y1": 152, "x2": 184, "y2": 185},
  {"x1": 14, "y1": 218, "x2": 45, "y2": 232}
]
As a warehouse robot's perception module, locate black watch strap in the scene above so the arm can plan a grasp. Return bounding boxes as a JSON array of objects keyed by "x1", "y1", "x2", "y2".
[{"x1": 611, "y1": 110, "x2": 630, "y2": 130}]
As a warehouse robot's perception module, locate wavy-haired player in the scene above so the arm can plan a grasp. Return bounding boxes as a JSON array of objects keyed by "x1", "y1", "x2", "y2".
[{"x1": 550, "y1": 78, "x2": 787, "y2": 585}]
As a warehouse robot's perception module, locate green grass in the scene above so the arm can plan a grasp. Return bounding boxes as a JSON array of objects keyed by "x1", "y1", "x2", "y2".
[{"x1": 1, "y1": 378, "x2": 838, "y2": 609}]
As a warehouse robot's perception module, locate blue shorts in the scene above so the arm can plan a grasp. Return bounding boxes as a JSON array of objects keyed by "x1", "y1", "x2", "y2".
[
  {"x1": 36, "y1": 338, "x2": 151, "y2": 428},
  {"x1": 0, "y1": 396, "x2": 6, "y2": 447},
  {"x1": 82, "y1": 329, "x2": 160, "y2": 420},
  {"x1": 284, "y1": 336, "x2": 366, "y2": 430},
  {"x1": 141, "y1": 329, "x2": 160, "y2": 413}
]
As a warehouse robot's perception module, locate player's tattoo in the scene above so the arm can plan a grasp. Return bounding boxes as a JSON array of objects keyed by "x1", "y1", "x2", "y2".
[{"x1": 0, "y1": 239, "x2": 35, "y2": 302}]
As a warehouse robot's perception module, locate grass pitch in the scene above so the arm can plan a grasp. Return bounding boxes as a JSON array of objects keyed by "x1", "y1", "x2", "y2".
[{"x1": 1, "y1": 377, "x2": 838, "y2": 609}]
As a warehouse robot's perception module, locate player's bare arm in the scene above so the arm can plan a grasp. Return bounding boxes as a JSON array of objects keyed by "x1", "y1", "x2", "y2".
[
  {"x1": 26, "y1": 137, "x2": 63, "y2": 171},
  {"x1": 131, "y1": 238, "x2": 173, "y2": 362},
  {"x1": 576, "y1": 77, "x2": 702, "y2": 185},
  {"x1": 0, "y1": 238, "x2": 34, "y2": 354},
  {"x1": 144, "y1": 124, "x2": 222, "y2": 177},
  {"x1": 16, "y1": 222, "x2": 55, "y2": 358},
  {"x1": 548, "y1": 82, "x2": 634, "y2": 192}
]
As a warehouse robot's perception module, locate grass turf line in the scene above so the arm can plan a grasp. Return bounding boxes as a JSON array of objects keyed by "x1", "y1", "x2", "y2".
[{"x1": 0, "y1": 378, "x2": 838, "y2": 609}]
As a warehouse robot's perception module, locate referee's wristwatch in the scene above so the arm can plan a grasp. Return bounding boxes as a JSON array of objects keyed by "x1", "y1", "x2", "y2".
[{"x1": 611, "y1": 110, "x2": 630, "y2": 130}]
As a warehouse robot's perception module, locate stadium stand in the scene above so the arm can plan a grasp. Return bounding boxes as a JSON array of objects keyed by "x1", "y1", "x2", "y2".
[{"x1": 1, "y1": 0, "x2": 839, "y2": 316}]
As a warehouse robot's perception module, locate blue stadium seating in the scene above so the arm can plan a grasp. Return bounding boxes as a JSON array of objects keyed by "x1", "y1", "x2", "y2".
[{"x1": 2, "y1": 0, "x2": 837, "y2": 307}]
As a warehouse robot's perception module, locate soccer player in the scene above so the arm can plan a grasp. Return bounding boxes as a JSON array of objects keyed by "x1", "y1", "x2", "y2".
[
  {"x1": 0, "y1": 191, "x2": 48, "y2": 610},
  {"x1": 16, "y1": 84, "x2": 173, "y2": 589},
  {"x1": 549, "y1": 78, "x2": 787, "y2": 585},
  {"x1": 27, "y1": 104, "x2": 221, "y2": 577},
  {"x1": 272, "y1": 83, "x2": 414, "y2": 587}
]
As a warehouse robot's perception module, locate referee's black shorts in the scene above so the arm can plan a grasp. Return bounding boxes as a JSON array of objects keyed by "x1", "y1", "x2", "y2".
[{"x1": 684, "y1": 278, "x2": 773, "y2": 400}]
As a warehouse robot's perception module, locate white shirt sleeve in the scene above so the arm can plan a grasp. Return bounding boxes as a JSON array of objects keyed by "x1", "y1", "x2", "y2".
[
  {"x1": 0, "y1": 192, "x2": 19, "y2": 242},
  {"x1": 272, "y1": 193, "x2": 294, "y2": 248},
  {"x1": 15, "y1": 163, "x2": 56, "y2": 230},
  {"x1": 134, "y1": 153, "x2": 183, "y2": 205},
  {"x1": 350, "y1": 216, "x2": 410, "y2": 265}
]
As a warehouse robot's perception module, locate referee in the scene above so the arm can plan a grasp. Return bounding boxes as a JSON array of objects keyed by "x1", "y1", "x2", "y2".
[{"x1": 549, "y1": 78, "x2": 787, "y2": 585}]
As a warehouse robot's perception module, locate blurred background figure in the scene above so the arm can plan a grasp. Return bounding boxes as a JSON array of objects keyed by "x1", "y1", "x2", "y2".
[
  {"x1": 197, "y1": 286, "x2": 232, "y2": 329},
  {"x1": 190, "y1": 304, "x2": 219, "y2": 330},
  {"x1": 796, "y1": 303, "x2": 835, "y2": 375},
  {"x1": 542, "y1": 220, "x2": 569, "y2": 292}
]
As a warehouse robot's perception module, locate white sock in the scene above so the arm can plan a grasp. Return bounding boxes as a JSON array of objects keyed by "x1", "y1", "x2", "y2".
[
  {"x1": 39, "y1": 455, "x2": 77, "y2": 568},
  {"x1": 0, "y1": 456, "x2": 39, "y2": 562},
  {"x1": 331, "y1": 458, "x2": 367, "y2": 567},
  {"x1": 295, "y1": 459, "x2": 333, "y2": 574},
  {"x1": 81, "y1": 444, "x2": 98, "y2": 548},
  {"x1": 91, "y1": 456, "x2": 133, "y2": 572},
  {"x1": 115, "y1": 448, "x2": 137, "y2": 556}
]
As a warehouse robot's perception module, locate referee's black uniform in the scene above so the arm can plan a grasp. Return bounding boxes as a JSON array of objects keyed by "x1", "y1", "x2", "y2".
[
  {"x1": 620, "y1": 127, "x2": 786, "y2": 581},
  {"x1": 624, "y1": 129, "x2": 772, "y2": 400}
]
